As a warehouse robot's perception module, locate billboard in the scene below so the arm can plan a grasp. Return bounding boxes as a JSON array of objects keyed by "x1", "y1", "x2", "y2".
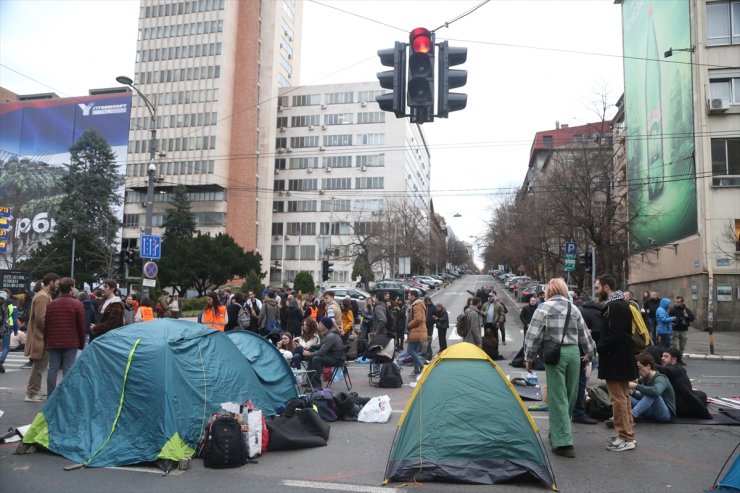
[
  {"x1": 0, "y1": 92, "x2": 131, "y2": 263},
  {"x1": 622, "y1": 0, "x2": 696, "y2": 252}
]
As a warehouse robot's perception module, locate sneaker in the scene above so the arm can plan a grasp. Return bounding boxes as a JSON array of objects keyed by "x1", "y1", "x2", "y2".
[
  {"x1": 24, "y1": 394, "x2": 45, "y2": 402},
  {"x1": 20, "y1": 361, "x2": 33, "y2": 369},
  {"x1": 502, "y1": 341, "x2": 507, "y2": 345},
  {"x1": 605, "y1": 417, "x2": 615, "y2": 428},
  {"x1": 607, "y1": 438, "x2": 636, "y2": 452},
  {"x1": 572, "y1": 415, "x2": 598, "y2": 425},
  {"x1": 0, "y1": 363, "x2": 5, "y2": 373},
  {"x1": 607, "y1": 435, "x2": 637, "y2": 446},
  {"x1": 552, "y1": 446, "x2": 576, "y2": 458}
]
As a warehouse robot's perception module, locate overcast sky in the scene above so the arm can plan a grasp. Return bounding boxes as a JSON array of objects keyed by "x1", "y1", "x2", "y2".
[{"x1": 0, "y1": 0, "x2": 625, "y2": 265}]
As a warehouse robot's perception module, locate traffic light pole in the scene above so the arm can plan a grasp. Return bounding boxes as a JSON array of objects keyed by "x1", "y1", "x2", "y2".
[{"x1": 591, "y1": 246, "x2": 596, "y2": 297}]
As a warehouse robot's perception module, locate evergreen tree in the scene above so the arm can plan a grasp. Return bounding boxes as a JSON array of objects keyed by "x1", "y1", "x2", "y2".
[
  {"x1": 293, "y1": 271, "x2": 315, "y2": 294},
  {"x1": 162, "y1": 185, "x2": 197, "y2": 240},
  {"x1": 20, "y1": 129, "x2": 121, "y2": 284},
  {"x1": 159, "y1": 185, "x2": 197, "y2": 294}
]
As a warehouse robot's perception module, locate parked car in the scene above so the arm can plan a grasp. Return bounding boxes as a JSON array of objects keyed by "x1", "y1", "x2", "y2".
[
  {"x1": 369, "y1": 281, "x2": 410, "y2": 301},
  {"x1": 517, "y1": 282, "x2": 541, "y2": 302},
  {"x1": 328, "y1": 287, "x2": 372, "y2": 304},
  {"x1": 416, "y1": 276, "x2": 442, "y2": 288},
  {"x1": 506, "y1": 276, "x2": 530, "y2": 289}
]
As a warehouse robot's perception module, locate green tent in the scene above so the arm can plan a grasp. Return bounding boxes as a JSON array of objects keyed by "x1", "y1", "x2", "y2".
[
  {"x1": 22, "y1": 320, "x2": 280, "y2": 468},
  {"x1": 384, "y1": 342, "x2": 556, "y2": 489}
]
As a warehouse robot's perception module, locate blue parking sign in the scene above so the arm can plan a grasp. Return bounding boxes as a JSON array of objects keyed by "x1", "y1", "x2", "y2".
[
  {"x1": 140, "y1": 234, "x2": 162, "y2": 259},
  {"x1": 564, "y1": 242, "x2": 578, "y2": 255}
]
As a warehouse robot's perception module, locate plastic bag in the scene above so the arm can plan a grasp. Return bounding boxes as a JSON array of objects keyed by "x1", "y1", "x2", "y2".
[{"x1": 358, "y1": 395, "x2": 392, "y2": 423}]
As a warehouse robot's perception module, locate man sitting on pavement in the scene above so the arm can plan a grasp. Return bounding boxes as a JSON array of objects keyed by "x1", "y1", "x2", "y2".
[
  {"x1": 304, "y1": 317, "x2": 345, "y2": 390},
  {"x1": 657, "y1": 348, "x2": 711, "y2": 419},
  {"x1": 626, "y1": 353, "x2": 676, "y2": 423}
]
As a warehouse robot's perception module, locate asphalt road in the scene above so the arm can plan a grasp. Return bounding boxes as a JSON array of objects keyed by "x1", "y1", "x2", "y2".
[{"x1": 1, "y1": 275, "x2": 738, "y2": 492}]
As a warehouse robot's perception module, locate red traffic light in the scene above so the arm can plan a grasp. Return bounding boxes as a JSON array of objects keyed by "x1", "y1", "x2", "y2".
[{"x1": 409, "y1": 27, "x2": 431, "y2": 54}]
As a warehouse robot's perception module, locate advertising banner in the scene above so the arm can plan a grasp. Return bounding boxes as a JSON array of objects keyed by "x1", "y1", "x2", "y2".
[
  {"x1": 0, "y1": 92, "x2": 131, "y2": 262},
  {"x1": 622, "y1": 0, "x2": 696, "y2": 252}
]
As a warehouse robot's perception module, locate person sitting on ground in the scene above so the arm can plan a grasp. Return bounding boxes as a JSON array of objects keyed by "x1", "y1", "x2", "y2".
[
  {"x1": 276, "y1": 331, "x2": 296, "y2": 363},
  {"x1": 627, "y1": 353, "x2": 676, "y2": 423},
  {"x1": 303, "y1": 317, "x2": 345, "y2": 390},
  {"x1": 656, "y1": 348, "x2": 710, "y2": 419}
]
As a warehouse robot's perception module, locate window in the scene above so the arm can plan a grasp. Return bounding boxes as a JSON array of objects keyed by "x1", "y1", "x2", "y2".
[
  {"x1": 278, "y1": 96, "x2": 290, "y2": 108},
  {"x1": 353, "y1": 222, "x2": 383, "y2": 235},
  {"x1": 289, "y1": 157, "x2": 319, "y2": 169},
  {"x1": 275, "y1": 158, "x2": 286, "y2": 170},
  {"x1": 707, "y1": 1, "x2": 740, "y2": 45},
  {"x1": 291, "y1": 115, "x2": 320, "y2": 127},
  {"x1": 355, "y1": 177, "x2": 384, "y2": 189},
  {"x1": 123, "y1": 214, "x2": 140, "y2": 228},
  {"x1": 276, "y1": 137, "x2": 287, "y2": 149},
  {"x1": 273, "y1": 201, "x2": 284, "y2": 213},
  {"x1": 356, "y1": 154, "x2": 385, "y2": 167},
  {"x1": 356, "y1": 133, "x2": 384, "y2": 145},
  {"x1": 711, "y1": 138, "x2": 740, "y2": 176},
  {"x1": 324, "y1": 155, "x2": 352, "y2": 168},
  {"x1": 322, "y1": 177, "x2": 352, "y2": 190},
  {"x1": 274, "y1": 180, "x2": 286, "y2": 191},
  {"x1": 286, "y1": 222, "x2": 316, "y2": 235},
  {"x1": 325, "y1": 91, "x2": 353, "y2": 104},
  {"x1": 710, "y1": 71, "x2": 740, "y2": 104},
  {"x1": 358, "y1": 90, "x2": 383, "y2": 103},
  {"x1": 300, "y1": 245, "x2": 316, "y2": 260},
  {"x1": 287, "y1": 200, "x2": 317, "y2": 212},
  {"x1": 321, "y1": 199, "x2": 350, "y2": 212},
  {"x1": 271, "y1": 245, "x2": 282, "y2": 259},
  {"x1": 323, "y1": 134, "x2": 352, "y2": 147},
  {"x1": 272, "y1": 223, "x2": 284, "y2": 235},
  {"x1": 288, "y1": 179, "x2": 318, "y2": 191},
  {"x1": 290, "y1": 136, "x2": 319, "y2": 148},
  {"x1": 292, "y1": 94, "x2": 320, "y2": 106},
  {"x1": 324, "y1": 113, "x2": 353, "y2": 125},
  {"x1": 277, "y1": 116, "x2": 288, "y2": 128},
  {"x1": 357, "y1": 112, "x2": 385, "y2": 124},
  {"x1": 543, "y1": 135, "x2": 553, "y2": 148},
  {"x1": 355, "y1": 199, "x2": 384, "y2": 212}
]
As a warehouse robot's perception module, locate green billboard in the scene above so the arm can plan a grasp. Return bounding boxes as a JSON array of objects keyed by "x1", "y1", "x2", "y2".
[{"x1": 623, "y1": 0, "x2": 696, "y2": 253}]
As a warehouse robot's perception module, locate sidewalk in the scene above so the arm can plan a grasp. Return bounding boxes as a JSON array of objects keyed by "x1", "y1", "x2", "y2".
[{"x1": 683, "y1": 328, "x2": 740, "y2": 361}]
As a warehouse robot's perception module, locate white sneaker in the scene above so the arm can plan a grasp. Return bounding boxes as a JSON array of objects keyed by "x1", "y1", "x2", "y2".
[
  {"x1": 607, "y1": 438, "x2": 636, "y2": 452},
  {"x1": 24, "y1": 394, "x2": 45, "y2": 402}
]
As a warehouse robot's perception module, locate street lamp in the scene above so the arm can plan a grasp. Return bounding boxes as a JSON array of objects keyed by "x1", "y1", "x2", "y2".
[{"x1": 117, "y1": 75, "x2": 157, "y2": 297}]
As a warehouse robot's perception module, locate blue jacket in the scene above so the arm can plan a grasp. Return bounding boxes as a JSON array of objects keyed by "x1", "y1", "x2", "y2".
[{"x1": 656, "y1": 298, "x2": 674, "y2": 336}]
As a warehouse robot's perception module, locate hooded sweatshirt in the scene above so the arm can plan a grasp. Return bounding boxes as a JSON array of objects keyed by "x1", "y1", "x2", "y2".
[{"x1": 656, "y1": 298, "x2": 674, "y2": 336}]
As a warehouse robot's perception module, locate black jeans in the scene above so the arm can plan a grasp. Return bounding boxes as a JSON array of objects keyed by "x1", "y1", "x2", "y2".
[{"x1": 307, "y1": 354, "x2": 341, "y2": 388}]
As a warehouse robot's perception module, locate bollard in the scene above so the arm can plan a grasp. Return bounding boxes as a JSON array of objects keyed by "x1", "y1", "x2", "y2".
[{"x1": 708, "y1": 325, "x2": 715, "y2": 355}]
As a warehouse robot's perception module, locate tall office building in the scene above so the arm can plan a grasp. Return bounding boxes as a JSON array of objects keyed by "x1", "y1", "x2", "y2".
[
  {"x1": 122, "y1": 0, "x2": 303, "y2": 269},
  {"x1": 270, "y1": 81, "x2": 431, "y2": 285}
]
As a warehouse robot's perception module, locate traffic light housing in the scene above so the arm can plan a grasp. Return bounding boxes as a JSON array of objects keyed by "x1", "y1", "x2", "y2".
[
  {"x1": 125, "y1": 249, "x2": 135, "y2": 265},
  {"x1": 579, "y1": 251, "x2": 593, "y2": 271},
  {"x1": 322, "y1": 260, "x2": 334, "y2": 282},
  {"x1": 437, "y1": 41, "x2": 467, "y2": 117},
  {"x1": 376, "y1": 41, "x2": 406, "y2": 118},
  {"x1": 407, "y1": 27, "x2": 435, "y2": 123}
]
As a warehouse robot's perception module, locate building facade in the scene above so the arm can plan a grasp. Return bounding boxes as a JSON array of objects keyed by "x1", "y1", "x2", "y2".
[
  {"x1": 619, "y1": 0, "x2": 739, "y2": 329},
  {"x1": 269, "y1": 81, "x2": 431, "y2": 286},
  {"x1": 122, "y1": 0, "x2": 303, "y2": 272}
]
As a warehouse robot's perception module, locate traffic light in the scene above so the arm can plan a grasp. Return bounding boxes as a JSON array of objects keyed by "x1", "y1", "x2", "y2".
[
  {"x1": 322, "y1": 260, "x2": 334, "y2": 282},
  {"x1": 376, "y1": 41, "x2": 406, "y2": 118},
  {"x1": 407, "y1": 27, "x2": 435, "y2": 123},
  {"x1": 125, "y1": 249, "x2": 135, "y2": 265},
  {"x1": 437, "y1": 41, "x2": 467, "y2": 118},
  {"x1": 580, "y1": 251, "x2": 593, "y2": 271}
]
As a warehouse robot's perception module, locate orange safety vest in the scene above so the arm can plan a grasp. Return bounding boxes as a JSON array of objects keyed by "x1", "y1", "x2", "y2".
[
  {"x1": 203, "y1": 305, "x2": 227, "y2": 331},
  {"x1": 308, "y1": 306, "x2": 318, "y2": 321},
  {"x1": 139, "y1": 306, "x2": 154, "y2": 321}
]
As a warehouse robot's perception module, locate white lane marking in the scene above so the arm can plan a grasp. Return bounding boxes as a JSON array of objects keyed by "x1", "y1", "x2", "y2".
[
  {"x1": 284, "y1": 480, "x2": 405, "y2": 493},
  {"x1": 105, "y1": 465, "x2": 173, "y2": 475}
]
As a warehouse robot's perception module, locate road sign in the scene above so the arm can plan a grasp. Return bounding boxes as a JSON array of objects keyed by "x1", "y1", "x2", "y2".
[
  {"x1": 0, "y1": 270, "x2": 30, "y2": 291},
  {"x1": 142, "y1": 278, "x2": 157, "y2": 287},
  {"x1": 140, "y1": 234, "x2": 162, "y2": 259},
  {"x1": 564, "y1": 242, "x2": 577, "y2": 255},
  {"x1": 0, "y1": 206, "x2": 11, "y2": 218},
  {"x1": 0, "y1": 216, "x2": 10, "y2": 230},
  {"x1": 564, "y1": 257, "x2": 576, "y2": 272},
  {"x1": 564, "y1": 241, "x2": 577, "y2": 272},
  {"x1": 143, "y1": 261, "x2": 159, "y2": 279}
]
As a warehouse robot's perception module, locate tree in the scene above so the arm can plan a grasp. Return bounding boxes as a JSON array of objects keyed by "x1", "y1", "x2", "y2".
[
  {"x1": 18, "y1": 130, "x2": 121, "y2": 285},
  {"x1": 189, "y1": 233, "x2": 266, "y2": 296},
  {"x1": 293, "y1": 271, "x2": 315, "y2": 294},
  {"x1": 162, "y1": 185, "x2": 197, "y2": 239},
  {"x1": 241, "y1": 269, "x2": 265, "y2": 295},
  {"x1": 158, "y1": 186, "x2": 198, "y2": 294}
]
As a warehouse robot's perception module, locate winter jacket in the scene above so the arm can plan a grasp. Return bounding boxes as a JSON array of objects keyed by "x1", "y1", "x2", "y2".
[
  {"x1": 656, "y1": 298, "x2": 674, "y2": 336},
  {"x1": 93, "y1": 297, "x2": 125, "y2": 336},
  {"x1": 81, "y1": 299, "x2": 96, "y2": 336},
  {"x1": 285, "y1": 302, "x2": 303, "y2": 334},
  {"x1": 312, "y1": 328, "x2": 346, "y2": 361},
  {"x1": 656, "y1": 363, "x2": 711, "y2": 419},
  {"x1": 434, "y1": 306, "x2": 449, "y2": 330},
  {"x1": 597, "y1": 297, "x2": 638, "y2": 381},
  {"x1": 258, "y1": 298, "x2": 280, "y2": 329},
  {"x1": 634, "y1": 371, "x2": 676, "y2": 418},
  {"x1": 644, "y1": 297, "x2": 660, "y2": 321},
  {"x1": 407, "y1": 299, "x2": 427, "y2": 343},
  {"x1": 25, "y1": 286, "x2": 52, "y2": 360},
  {"x1": 44, "y1": 293, "x2": 85, "y2": 350},
  {"x1": 463, "y1": 306, "x2": 482, "y2": 347},
  {"x1": 668, "y1": 305, "x2": 694, "y2": 331},
  {"x1": 493, "y1": 301, "x2": 507, "y2": 324},
  {"x1": 519, "y1": 304, "x2": 537, "y2": 327},
  {"x1": 580, "y1": 300, "x2": 605, "y2": 343},
  {"x1": 372, "y1": 303, "x2": 388, "y2": 336}
]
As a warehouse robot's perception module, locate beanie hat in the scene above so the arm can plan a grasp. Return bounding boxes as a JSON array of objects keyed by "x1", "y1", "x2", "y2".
[{"x1": 319, "y1": 317, "x2": 334, "y2": 330}]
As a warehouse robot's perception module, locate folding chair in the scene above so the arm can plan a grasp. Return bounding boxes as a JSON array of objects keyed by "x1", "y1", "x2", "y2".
[{"x1": 327, "y1": 360, "x2": 352, "y2": 391}]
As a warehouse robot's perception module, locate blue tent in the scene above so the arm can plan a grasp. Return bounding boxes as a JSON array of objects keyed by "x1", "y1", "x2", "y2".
[
  {"x1": 225, "y1": 329, "x2": 298, "y2": 407},
  {"x1": 22, "y1": 320, "x2": 278, "y2": 467}
]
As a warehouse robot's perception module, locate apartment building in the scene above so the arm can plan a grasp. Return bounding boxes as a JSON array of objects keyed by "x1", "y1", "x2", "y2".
[
  {"x1": 122, "y1": 0, "x2": 303, "y2": 269},
  {"x1": 269, "y1": 81, "x2": 431, "y2": 285},
  {"x1": 617, "y1": 0, "x2": 739, "y2": 329}
]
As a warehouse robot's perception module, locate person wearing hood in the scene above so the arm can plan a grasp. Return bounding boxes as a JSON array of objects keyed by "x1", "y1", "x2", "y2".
[
  {"x1": 406, "y1": 291, "x2": 428, "y2": 377},
  {"x1": 258, "y1": 291, "x2": 281, "y2": 342},
  {"x1": 90, "y1": 280, "x2": 124, "y2": 338},
  {"x1": 304, "y1": 317, "x2": 345, "y2": 390},
  {"x1": 655, "y1": 298, "x2": 674, "y2": 351}
]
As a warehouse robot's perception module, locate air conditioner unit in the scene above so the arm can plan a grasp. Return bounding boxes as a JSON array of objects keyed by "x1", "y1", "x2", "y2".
[
  {"x1": 277, "y1": 106, "x2": 283, "y2": 112},
  {"x1": 325, "y1": 166, "x2": 332, "y2": 172},
  {"x1": 360, "y1": 166, "x2": 367, "y2": 171},
  {"x1": 308, "y1": 125, "x2": 315, "y2": 130},
  {"x1": 319, "y1": 189, "x2": 325, "y2": 195},
  {"x1": 321, "y1": 124, "x2": 327, "y2": 130},
  {"x1": 141, "y1": 202, "x2": 148, "y2": 208},
  {"x1": 307, "y1": 168, "x2": 313, "y2": 173},
  {"x1": 708, "y1": 97, "x2": 730, "y2": 113},
  {"x1": 319, "y1": 146, "x2": 325, "y2": 151},
  {"x1": 277, "y1": 147, "x2": 286, "y2": 153},
  {"x1": 361, "y1": 101, "x2": 367, "y2": 107},
  {"x1": 286, "y1": 147, "x2": 292, "y2": 153},
  {"x1": 279, "y1": 127, "x2": 286, "y2": 132},
  {"x1": 275, "y1": 169, "x2": 280, "y2": 174},
  {"x1": 320, "y1": 104, "x2": 326, "y2": 109}
]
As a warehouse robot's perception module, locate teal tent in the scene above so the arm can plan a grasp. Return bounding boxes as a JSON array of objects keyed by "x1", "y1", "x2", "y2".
[
  {"x1": 384, "y1": 343, "x2": 556, "y2": 489},
  {"x1": 23, "y1": 320, "x2": 277, "y2": 468},
  {"x1": 225, "y1": 329, "x2": 298, "y2": 406}
]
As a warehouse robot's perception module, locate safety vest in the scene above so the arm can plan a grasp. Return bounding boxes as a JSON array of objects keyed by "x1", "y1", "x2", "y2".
[
  {"x1": 139, "y1": 306, "x2": 153, "y2": 321},
  {"x1": 308, "y1": 306, "x2": 318, "y2": 321},
  {"x1": 7, "y1": 304, "x2": 14, "y2": 327},
  {"x1": 203, "y1": 305, "x2": 227, "y2": 331}
]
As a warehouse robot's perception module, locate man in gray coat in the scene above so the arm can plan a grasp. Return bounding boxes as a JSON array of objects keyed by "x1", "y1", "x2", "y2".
[{"x1": 463, "y1": 297, "x2": 483, "y2": 347}]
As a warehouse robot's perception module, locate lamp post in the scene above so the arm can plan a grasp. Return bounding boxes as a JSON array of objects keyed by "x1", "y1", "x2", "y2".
[{"x1": 117, "y1": 75, "x2": 157, "y2": 297}]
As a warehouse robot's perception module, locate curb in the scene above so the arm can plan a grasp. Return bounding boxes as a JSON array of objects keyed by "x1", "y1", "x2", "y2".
[{"x1": 685, "y1": 353, "x2": 740, "y2": 361}]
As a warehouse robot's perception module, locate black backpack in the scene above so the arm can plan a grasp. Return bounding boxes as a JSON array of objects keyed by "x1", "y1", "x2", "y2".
[
  {"x1": 377, "y1": 362, "x2": 403, "y2": 388},
  {"x1": 200, "y1": 415, "x2": 248, "y2": 468}
]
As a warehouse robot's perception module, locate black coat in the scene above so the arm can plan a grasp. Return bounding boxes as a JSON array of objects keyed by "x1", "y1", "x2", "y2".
[
  {"x1": 644, "y1": 298, "x2": 660, "y2": 321},
  {"x1": 580, "y1": 301, "x2": 605, "y2": 343},
  {"x1": 285, "y1": 303, "x2": 303, "y2": 335},
  {"x1": 656, "y1": 364, "x2": 711, "y2": 419},
  {"x1": 519, "y1": 304, "x2": 537, "y2": 326},
  {"x1": 597, "y1": 299, "x2": 638, "y2": 381}
]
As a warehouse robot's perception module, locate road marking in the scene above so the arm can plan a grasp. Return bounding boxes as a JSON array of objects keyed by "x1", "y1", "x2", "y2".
[
  {"x1": 283, "y1": 480, "x2": 404, "y2": 493},
  {"x1": 105, "y1": 465, "x2": 173, "y2": 475}
]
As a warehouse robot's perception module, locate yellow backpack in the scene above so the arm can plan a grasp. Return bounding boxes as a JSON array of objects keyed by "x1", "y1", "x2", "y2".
[{"x1": 628, "y1": 303, "x2": 651, "y2": 354}]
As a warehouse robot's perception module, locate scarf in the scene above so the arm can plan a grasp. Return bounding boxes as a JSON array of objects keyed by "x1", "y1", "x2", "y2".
[
  {"x1": 101, "y1": 295, "x2": 122, "y2": 314},
  {"x1": 604, "y1": 290, "x2": 625, "y2": 306}
]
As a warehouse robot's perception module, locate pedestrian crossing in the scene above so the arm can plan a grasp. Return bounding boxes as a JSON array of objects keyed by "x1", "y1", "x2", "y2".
[{"x1": 1, "y1": 353, "x2": 30, "y2": 373}]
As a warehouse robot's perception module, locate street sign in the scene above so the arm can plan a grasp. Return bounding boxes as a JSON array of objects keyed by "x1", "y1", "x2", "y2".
[
  {"x1": 140, "y1": 234, "x2": 162, "y2": 259},
  {"x1": 0, "y1": 216, "x2": 10, "y2": 230},
  {"x1": 142, "y1": 278, "x2": 157, "y2": 287},
  {"x1": 0, "y1": 270, "x2": 30, "y2": 291},
  {"x1": 0, "y1": 206, "x2": 11, "y2": 218},
  {"x1": 564, "y1": 241, "x2": 577, "y2": 272},
  {"x1": 143, "y1": 261, "x2": 159, "y2": 279}
]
